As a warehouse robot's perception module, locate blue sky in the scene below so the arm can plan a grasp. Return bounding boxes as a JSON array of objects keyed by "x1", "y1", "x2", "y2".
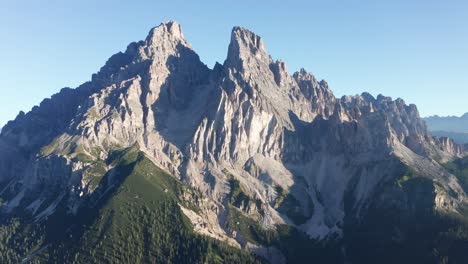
[{"x1": 1, "y1": 0, "x2": 467, "y2": 128}]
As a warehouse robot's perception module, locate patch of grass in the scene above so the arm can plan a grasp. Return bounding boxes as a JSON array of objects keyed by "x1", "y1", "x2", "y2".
[
  {"x1": 227, "y1": 205, "x2": 276, "y2": 246},
  {"x1": 227, "y1": 176, "x2": 252, "y2": 209},
  {"x1": 40, "y1": 135, "x2": 75, "y2": 157},
  {"x1": 443, "y1": 157, "x2": 468, "y2": 193},
  {"x1": 40, "y1": 136, "x2": 102, "y2": 165},
  {"x1": 274, "y1": 186, "x2": 287, "y2": 207},
  {"x1": 75, "y1": 153, "x2": 94, "y2": 163},
  {"x1": 395, "y1": 168, "x2": 420, "y2": 189},
  {"x1": 274, "y1": 186, "x2": 312, "y2": 225},
  {"x1": 83, "y1": 160, "x2": 107, "y2": 191},
  {"x1": 224, "y1": 170, "x2": 264, "y2": 217},
  {"x1": 73, "y1": 145, "x2": 96, "y2": 163},
  {"x1": 397, "y1": 175, "x2": 411, "y2": 188}
]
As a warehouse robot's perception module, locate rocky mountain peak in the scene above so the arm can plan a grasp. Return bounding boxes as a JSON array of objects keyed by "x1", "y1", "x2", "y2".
[
  {"x1": 146, "y1": 20, "x2": 185, "y2": 42},
  {"x1": 293, "y1": 68, "x2": 317, "y2": 82},
  {"x1": 140, "y1": 20, "x2": 193, "y2": 61},
  {"x1": 225, "y1": 26, "x2": 270, "y2": 70}
]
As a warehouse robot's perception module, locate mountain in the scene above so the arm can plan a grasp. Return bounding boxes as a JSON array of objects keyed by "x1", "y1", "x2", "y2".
[
  {"x1": 1, "y1": 21, "x2": 468, "y2": 263},
  {"x1": 430, "y1": 131, "x2": 468, "y2": 145},
  {"x1": 424, "y1": 114, "x2": 468, "y2": 144},
  {"x1": 425, "y1": 113, "x2": 468, "y2": 133}
]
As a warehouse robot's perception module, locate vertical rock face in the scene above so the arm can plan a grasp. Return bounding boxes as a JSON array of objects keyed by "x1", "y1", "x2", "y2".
[
  {"x1": 293, "y1": 69, "x2": 336, "y2": 118},
  {"x1": 226, "y1": 26, "x2": 268, "y2": 71},
  {"x1": 0, "y1": 21, "x2": 466, "y2": 255}
]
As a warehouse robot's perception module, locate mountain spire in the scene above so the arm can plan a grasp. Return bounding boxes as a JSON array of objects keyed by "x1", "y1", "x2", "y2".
[
  {"x1": 146, "y1": 20, "x2": 185, "y2": 42},
  {"x1": 224, "y1": 26, "x2": 270, "y2": 70}
]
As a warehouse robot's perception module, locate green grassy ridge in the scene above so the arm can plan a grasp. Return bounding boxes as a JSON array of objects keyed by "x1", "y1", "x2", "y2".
[
  {"x1": 82, "y1": 160, "x2": 107, "y2": 191},
  {"x1": 40, "y1": 134, "x2": 104, "y2": 164},
  {"x1": 39, "y1": 134, "x2": 76, "y2": 157},
  {"x1": 41, "y1": 147, "x2": 265, "y2": 263},
  {"x1": 1, "y1": 146, "x2": 265, "y2": 263}
]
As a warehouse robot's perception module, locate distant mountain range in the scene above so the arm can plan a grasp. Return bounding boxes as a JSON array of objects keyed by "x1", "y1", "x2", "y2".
[
  {"x1": 424, "y1": 114, "x2": 468, "y2": 144},
  {"x1": 1, "y1": 21, "x2": 468, "y2": 263}
]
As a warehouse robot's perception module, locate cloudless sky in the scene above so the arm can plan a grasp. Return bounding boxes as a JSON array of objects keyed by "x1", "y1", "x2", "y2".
[{"x1": 1, "y1": 0, "x2": 467, "y2": 128}]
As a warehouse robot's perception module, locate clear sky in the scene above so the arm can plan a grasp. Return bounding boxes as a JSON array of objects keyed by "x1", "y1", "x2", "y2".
[{"x1": 1, "y1": 0, "x2": 467, "y2": 129}]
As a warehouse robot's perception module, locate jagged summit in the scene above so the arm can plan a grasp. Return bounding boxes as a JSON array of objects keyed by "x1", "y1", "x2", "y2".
[
  {"x1": 225, "y1": 26, "x2": 270, "y2": 70},
  {"x1": 1, "y1": 21, "x2": 467, "y2": 263},
  {"x1": 147, "y1": 20, "x2": 185, "y2": 41},
  {"x1": 293, "y1": 68, "x2": 317, "y2": 81},
  {"x1": 142, "y1": 20, "x2": 193, "y2": 60},
  {"x1": 230, "y1": 26, "x2": 266, "y2": 54}
]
